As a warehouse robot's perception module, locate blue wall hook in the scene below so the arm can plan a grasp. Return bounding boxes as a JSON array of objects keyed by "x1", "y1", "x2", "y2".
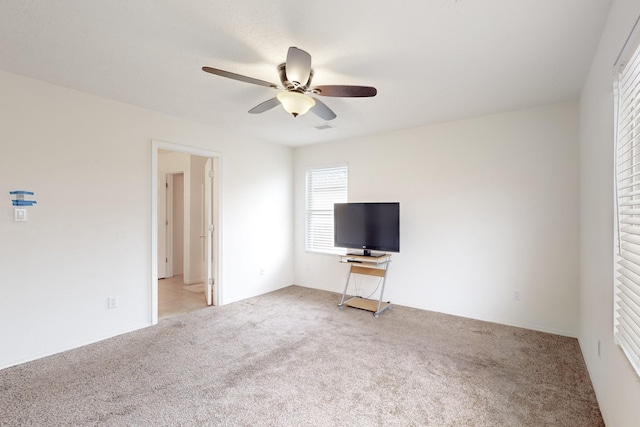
[{"x1": 10, "y1": 190, "x2": 37, "y2": 207}]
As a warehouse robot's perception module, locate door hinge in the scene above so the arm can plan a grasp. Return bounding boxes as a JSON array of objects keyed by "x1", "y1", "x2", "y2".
[
  {"x1": 166, "y1": 220, "x2": 169, "y2": 226},
  {"x1": 165, "y1": 182, "x2": 168, "y2": 188},
  {"x1": 165, "y1": 258, "x2": 168, "y2": 263},
  {"x1": 209, "y1": 278, "x2": 214, "y2": 285},
  {"x1": 209, "y1": 224, "x2": 214, "y2": 232},
  {"x1": 208, "y1": 170, "x2": 213, "y2": 178}
]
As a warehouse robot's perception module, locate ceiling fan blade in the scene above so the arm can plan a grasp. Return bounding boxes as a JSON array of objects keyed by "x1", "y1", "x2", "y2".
[
  {"x1": 202, "y1": 67, "x2": 278, "y2": 89},
  {"x1": 310, "y1": 98, "x2": 337, "y2": 121},
  {"x1": 248, "y1": 97, "x2": 281, "y2": 114},
  {"x1": 311, "y1": 85, "x2": 377, "y2": 97},
  {"x1": 285, "y1": 47, "x2": 312, "y2": 85}
]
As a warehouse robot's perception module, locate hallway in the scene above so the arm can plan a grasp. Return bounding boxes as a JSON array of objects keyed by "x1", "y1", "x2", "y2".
[{"x1": 158, "y1": 275, "x2": 209, "y2": 320}]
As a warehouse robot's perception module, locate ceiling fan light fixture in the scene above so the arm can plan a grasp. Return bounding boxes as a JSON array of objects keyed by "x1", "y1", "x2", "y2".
[
  {"x1": 277, "y1": 91, "x2": 316, "y2": 117},
  {"x1": 203, "y1": 47, "x2": 376, "y2": 121}
]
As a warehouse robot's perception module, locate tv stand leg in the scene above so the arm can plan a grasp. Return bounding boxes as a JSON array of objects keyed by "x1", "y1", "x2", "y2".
[
  {"x1": 338, "y1": 265, "x2": 353, "y2": 307},
  {"x1": 375, "y1": 263, "x2": 390, "y2": 316}
]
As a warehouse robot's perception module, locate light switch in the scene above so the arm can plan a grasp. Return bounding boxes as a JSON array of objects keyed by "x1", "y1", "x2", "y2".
[{"x1": 14, "y1": 208, "x2": 27, "y2": 222}]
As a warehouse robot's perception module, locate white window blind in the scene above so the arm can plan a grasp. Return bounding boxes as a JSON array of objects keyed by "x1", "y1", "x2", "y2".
[
  {"x1": 614, "y1": 26, "x2": 640, "y2": 378},
  {"x1": 305, "y1": 165, "x2": 347, "y2": 254}
]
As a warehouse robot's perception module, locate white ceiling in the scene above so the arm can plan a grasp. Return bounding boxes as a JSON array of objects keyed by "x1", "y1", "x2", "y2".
[{"x1": 0, "y1": 0, "x2": 612, "y2": 147}]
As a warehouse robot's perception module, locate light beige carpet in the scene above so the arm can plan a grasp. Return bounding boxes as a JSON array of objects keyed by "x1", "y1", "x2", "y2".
[{"x1": 0, "y1": 285, "x2": 603, "y2": 426}]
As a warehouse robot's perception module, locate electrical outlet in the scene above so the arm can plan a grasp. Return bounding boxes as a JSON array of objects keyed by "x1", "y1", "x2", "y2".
[
  {"x1": 260, "y1": 268, "x2": 265, "y2": 276},
  {"x1": 107, "y1": 296, "x2": 119, "y2": 309},
  {"x1": 513, "y1": 290, "x2": 521, "y2": 301}
]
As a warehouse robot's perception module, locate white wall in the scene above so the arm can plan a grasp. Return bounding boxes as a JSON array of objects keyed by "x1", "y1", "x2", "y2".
[
  {"x1": 579, "y1": 1, "x2": 640, "y2": 425},
  {"x1": 294, "y1": 101, "x2": 579, "y2": 336},
  {"x1": 0, "y1": 70, "x2": 293, "y2": 369}
]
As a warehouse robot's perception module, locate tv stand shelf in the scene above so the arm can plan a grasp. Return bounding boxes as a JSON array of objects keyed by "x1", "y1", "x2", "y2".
[{"x1": 338, "y1": 254, "x2": 391, "y2": 317}]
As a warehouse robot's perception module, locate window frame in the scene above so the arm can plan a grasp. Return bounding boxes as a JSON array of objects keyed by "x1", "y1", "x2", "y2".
[
  {"x1": 613, "y1": 18, "x2": 640, "y2": 378},
  {"x1": 305, "y1": 164, "x2": 348, "y2": 255}
]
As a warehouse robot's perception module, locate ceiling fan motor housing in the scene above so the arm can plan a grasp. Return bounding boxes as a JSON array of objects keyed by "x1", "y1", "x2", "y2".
[{"x1": 277, "y1": 63, "x2": 313, "y2": 92}]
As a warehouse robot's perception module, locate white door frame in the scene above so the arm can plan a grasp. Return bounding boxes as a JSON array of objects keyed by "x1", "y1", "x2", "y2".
[
  {"x1": 165, "y1": 173, "x2": 174, "y2": 279},
  {"x1": 157, "y1": 169, "x2": 168, "y2": 279},
  {"x1": 151, "y1": 140, "x2": 222, "y2": 325},
  {"x1": 203, "y1": 158, "x2": 213, "y2": 305}
]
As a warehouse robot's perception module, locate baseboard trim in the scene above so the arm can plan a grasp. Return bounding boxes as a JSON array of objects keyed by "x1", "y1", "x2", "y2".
[{"x1": 0, "y1": 322, "x2": 151, "y2": 371}]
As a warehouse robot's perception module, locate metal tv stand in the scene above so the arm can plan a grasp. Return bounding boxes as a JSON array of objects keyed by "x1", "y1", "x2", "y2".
[{"x1": 338, "y1": 253, "x2": 392, "y2": 317}]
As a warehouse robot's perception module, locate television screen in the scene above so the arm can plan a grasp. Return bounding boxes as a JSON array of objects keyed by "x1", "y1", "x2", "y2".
[{"x1": 334, "y1": 202, "x2": 400, "y2": 254}]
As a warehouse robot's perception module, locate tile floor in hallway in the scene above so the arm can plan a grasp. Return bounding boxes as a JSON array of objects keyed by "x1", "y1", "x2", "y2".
[{"x1": 158, "y1": 275, "x2": 209, "y2": 320}]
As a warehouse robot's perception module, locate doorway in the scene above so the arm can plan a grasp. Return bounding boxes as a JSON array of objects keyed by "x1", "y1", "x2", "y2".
[
  {"x1": 159, "y1": 170, "x2": 203, "y2": 319},
  {"x1": 151, "y1": 141, "x2": 221, "y2": 325}
]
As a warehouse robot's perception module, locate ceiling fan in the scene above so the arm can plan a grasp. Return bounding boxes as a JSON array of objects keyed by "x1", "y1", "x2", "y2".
[{"x1": 202, "y1": 47, "x2": 377, "y2": 121}]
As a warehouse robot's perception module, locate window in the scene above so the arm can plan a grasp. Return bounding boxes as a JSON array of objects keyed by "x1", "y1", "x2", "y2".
[
  {"x1": 614, "y1": 25, "x2": 640, "y2": 377},
  {"x1": 305, "y1": 165, "x2": 347, "y2": 254}
]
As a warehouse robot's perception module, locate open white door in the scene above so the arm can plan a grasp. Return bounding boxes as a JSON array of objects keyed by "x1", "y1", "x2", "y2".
[
  {"x1": 204, "y1": 158, "x2": 213, "y2": 305},
  {"x1": 158, "y1": 173, "x2": 168, "y2": 279}
]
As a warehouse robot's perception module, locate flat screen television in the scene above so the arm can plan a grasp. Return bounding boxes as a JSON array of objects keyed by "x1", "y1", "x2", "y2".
[{"x1": 333, "y1": 202, "x2": 400, "y2": 256}]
